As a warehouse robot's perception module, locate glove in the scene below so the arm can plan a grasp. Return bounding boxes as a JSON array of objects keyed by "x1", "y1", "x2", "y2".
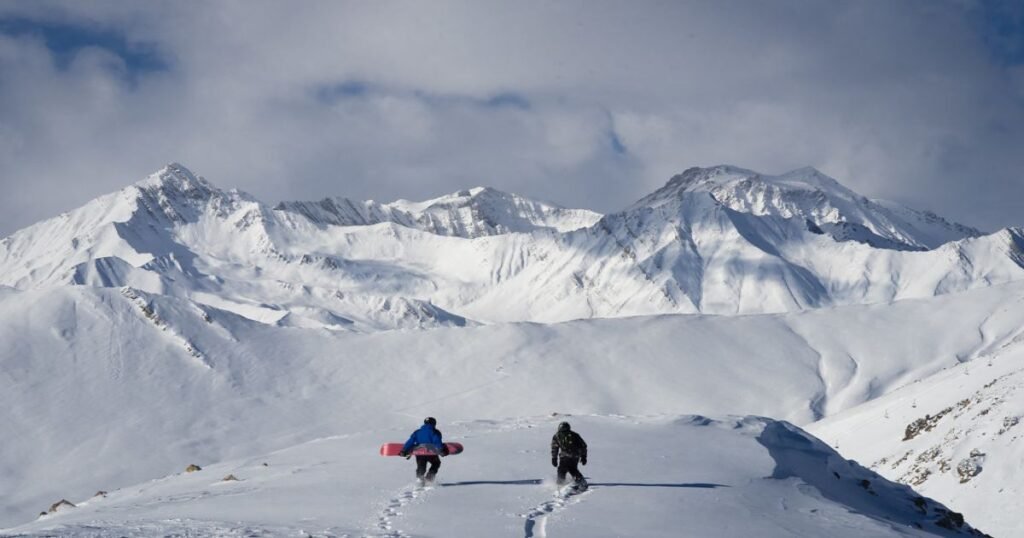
[
  {"x1": 551, "y1": 456, "x2": 558, "y2": 467},
  {"x1": 441, "y1": 445, "x2": 450, "y2": 457},
  {"x1": 398, "y1": 450, "x2": 409, "y2": 458},
  {"x1": 581, "y1": 456, "x2": 587, "y2": 466}
]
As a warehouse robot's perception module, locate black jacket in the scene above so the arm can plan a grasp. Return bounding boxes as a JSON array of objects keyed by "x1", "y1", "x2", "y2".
[{"x1": 551, "y1": 430, "x2": 587, "y2": 459}]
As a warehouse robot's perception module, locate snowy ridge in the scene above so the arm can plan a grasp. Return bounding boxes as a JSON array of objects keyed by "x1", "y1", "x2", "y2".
[
  {"x1": 635, "y1": 165, "x2": 982, "y2": 250},
  {"x1": 0, "y1": 163, "x2": 1021, "y2": 328},
  {"x1": 276, "y1": 186, "x2": 601, "y2": 237},
  {"x1": 2, "y1": 416, "x2": 990, "y2": 537}
]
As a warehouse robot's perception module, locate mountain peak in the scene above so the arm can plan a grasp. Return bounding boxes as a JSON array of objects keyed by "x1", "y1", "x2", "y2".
[
  {"x1": 631, "y1": 165, "x2": 980, "y2": 250},
  {"x1": 663, "y1": 165, "x2": 756, "y2": 191},
  {"x1": 656, "y1": 165, "x2": 842, "y2": 197},
  {"x1": 134, "y1": 163, "x2": 211, "y2": 193}
]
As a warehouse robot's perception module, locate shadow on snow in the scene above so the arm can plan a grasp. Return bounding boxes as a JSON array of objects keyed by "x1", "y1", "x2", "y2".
[
  {"x1": 589, "y1": 482, "x2": 729, "y2": 489},
  {"x1": 441, "y1": 479, "x2": 729, "y2": 489},
  {"x1": 441, "y1": 479, "x2": 544, "y2": 486}
]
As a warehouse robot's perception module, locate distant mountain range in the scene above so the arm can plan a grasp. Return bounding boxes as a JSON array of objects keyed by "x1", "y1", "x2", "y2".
[
  {"x1": 1, "y1": 163, "x2": 1021, "y2": 535},
  {"x1": 1, "y1": 163, "x2": 1021, "y2": 330}
]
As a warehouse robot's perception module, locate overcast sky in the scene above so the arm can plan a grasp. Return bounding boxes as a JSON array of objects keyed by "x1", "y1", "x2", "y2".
[{"x1": 0, "y1": 1, "x2": 1022, "y2": 236}]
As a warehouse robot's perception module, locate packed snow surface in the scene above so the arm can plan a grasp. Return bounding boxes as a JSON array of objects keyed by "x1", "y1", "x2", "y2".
[{"x1": 2, "y1": 416, "x2": 988, "y2": 537}]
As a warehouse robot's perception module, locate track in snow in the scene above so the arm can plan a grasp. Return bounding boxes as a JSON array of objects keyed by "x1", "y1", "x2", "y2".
[
  {"x1": 372, "y1": 484, "x2": 433, "y2": 538},
  {"x1": 521, "y1": 483, "x2": 592, "y2": 538}
]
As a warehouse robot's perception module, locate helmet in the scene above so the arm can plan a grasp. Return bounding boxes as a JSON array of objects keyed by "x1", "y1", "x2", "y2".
[
  {"x1": 558, "y1": 421, "x2": 571, "y2": 432},
  {"x1": 424, "y1": 417, "x2": 437, "y2": 426}
]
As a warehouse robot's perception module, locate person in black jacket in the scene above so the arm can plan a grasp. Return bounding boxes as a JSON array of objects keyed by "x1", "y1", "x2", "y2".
[{"x1": 550, "y1": 421, "x2": 588, "y2": 486}]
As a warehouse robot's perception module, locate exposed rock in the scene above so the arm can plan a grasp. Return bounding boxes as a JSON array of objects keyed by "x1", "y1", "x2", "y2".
[
  {"x1": 903, "y1": 406, "x2": 953, "y2": 441},
  {"x1": 222, "y1": 474, "x2": 239, "y2": 482},
  {"x1": 956, "y1": 450, "x2": 985, "y2": 483},
  {"x1": 998, "y1": 416, "x2": 1019, "y2": 435},
  {"x1": 48, "y1": 499, "x2": 75, "y2": 513},
  {"x1": 935, "y1": 508, "x2": 966, "y2": 530},
  {"x1": 908, "y1": 467, "x2": 931, "y2": 486},
  {"x1": 185, "y1": 464, "x2": 202, "y2": 473}
]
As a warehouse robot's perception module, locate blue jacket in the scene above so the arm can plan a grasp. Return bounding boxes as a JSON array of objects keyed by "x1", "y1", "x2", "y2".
[{"x1": 402, "y1": 424, "x2": 443, "y2": 453}]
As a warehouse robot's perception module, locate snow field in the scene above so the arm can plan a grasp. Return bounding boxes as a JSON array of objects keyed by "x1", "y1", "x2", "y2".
[
  {"x1": 2, "y1": 282, "x2": 1024, "y2": 530},
  {"x1": 2, "y1": 416, "x2": 986, "y2": 537}
]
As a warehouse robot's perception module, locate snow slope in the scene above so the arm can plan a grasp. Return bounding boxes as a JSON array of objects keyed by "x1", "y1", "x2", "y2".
[
  {"x1": 2, "y1": 416, "x2": 989, "y2": 537},
  {"x1": 1, "y1": 164, "x2": 1021, "y2": 328},
  {"x1": 809, "y1": 297, "x2": 1024, "y2": 538},
  {"x1": 2, "y1": 282, "x2": 1024, "y2": 529}
]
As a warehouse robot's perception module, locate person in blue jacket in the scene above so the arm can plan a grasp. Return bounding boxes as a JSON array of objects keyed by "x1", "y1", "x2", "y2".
[{"x1": 399, "y1": 417, "x2": 450, "y2": 484}]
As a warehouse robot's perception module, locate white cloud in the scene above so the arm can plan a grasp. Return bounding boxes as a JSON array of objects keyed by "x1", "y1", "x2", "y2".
[{"x1": 0, "y1": 1, "x2": 1021, "y2": 235}]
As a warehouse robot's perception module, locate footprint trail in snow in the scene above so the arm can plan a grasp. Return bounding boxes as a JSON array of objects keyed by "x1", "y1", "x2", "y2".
[
  {"x1": 521, "y1": 484, "x2": 592, "y2": 538},
  {"x1": 373, "y1": 484, "x2": 433, "y2": 538}
]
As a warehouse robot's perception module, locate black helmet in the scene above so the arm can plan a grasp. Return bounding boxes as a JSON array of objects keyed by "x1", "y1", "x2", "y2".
[
  {"x1": 558, "y1": 421, "x2": 571, "y2": 432},
  {"x1": 424, "y1": 417, "x2": 437, "y2": 426}
]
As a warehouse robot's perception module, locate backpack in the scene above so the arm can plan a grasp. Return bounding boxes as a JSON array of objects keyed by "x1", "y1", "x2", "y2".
[{"x1": 554, "y1": 431, "x2": 586, "y2": 458}]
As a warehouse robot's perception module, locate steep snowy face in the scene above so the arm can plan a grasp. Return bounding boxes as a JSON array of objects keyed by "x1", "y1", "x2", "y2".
[
  {"x1": 810, "y1": 328, "x2": 1024, "y2": 538},
  {"x1": 275, "y1": 186, "x2": 601, "y2": 237},
  {"x1": 633, "y1": 165, "x2": 981, "y2": 250},
  {"x1": 0, "y1": 164, "x2": 278, "y2": 288},
  {"x1": 553, "y1": 167, "x2": 1018, "y2": 317}
]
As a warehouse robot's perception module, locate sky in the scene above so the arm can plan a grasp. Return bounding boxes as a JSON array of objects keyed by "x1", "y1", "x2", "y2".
[{"x1": 0, "y1": 1, "x2": 1022, "y2": 236}]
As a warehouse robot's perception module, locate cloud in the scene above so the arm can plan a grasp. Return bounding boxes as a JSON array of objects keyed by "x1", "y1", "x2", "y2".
[{"x1": 0, "y1": 0, "x2": 1021, "y2": 236}]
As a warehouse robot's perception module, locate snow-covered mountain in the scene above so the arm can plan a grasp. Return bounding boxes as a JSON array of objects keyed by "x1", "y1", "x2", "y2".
[
  {"x1": 0, "y1": 163, "x2": 1021, "y2": 329},
  {"x1": 640, "y1": 166, "x2": 981, "y2": 250},
  {"x1": 3, "y1": 416, "x2": 989, "y2": 537},
  {"x1": 1, "y1": 162, "x2": 1022, "y2": 535},
  {"x1": 275, "y1": 186, "x2": 602, "y2": 237}
]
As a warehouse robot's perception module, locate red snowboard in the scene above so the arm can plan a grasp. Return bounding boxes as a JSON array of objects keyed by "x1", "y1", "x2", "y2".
[{"x1": 380, "y1": 442, "x2": 464, "y2": 457}]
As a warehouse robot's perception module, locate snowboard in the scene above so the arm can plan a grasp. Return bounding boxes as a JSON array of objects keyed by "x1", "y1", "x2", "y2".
[{"x1": 379, "y1": 442, "x2": 464, "y2": 457}]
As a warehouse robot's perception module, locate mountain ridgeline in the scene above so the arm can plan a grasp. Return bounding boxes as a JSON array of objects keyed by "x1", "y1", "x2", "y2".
[{"x1": 1, "y1": 163, "x2": 1021, "y2": 330}]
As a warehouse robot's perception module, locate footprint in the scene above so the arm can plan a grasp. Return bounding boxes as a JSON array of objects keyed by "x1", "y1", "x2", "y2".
[
  {"x1": 372, "y1": 485, "x2": 432, "y2": 538},
  {"x1": 521, "y1": 486, "x2": 592, "y2": 537}
]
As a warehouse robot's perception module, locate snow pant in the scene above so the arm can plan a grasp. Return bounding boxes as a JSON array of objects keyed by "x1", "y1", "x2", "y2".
[
  {"x1": 415, "y1": 455, "x2": 441, "y2": 480},
  {"x1": 557, "y1": 456, "x2": 584, "y2": 484}
]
